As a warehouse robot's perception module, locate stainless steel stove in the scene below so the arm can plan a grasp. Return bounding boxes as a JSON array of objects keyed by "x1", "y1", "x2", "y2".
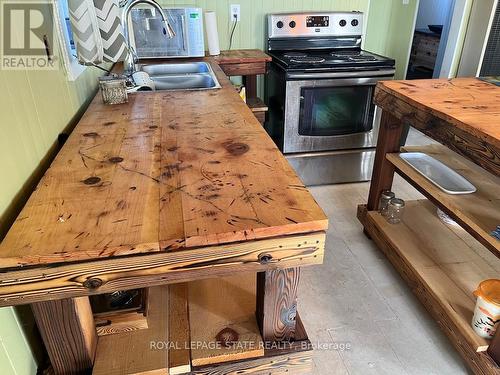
[{"x1": 265, "y1": 12, "x2": 397, "y2": 185}]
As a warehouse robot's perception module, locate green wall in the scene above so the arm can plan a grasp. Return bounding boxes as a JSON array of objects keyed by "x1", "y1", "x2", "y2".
[
  {"x1": 0, "y1": 0, "x2": 105, "y2": 373},
  {"x1": 159, "y1": 0, "x2": 371, "y2": 51},
  {"x1": 365, "y1": 0, "x2": 420, "y2": 79},
  {"x1": 0, "y1": 1, "x2": 419, "y2": 374},
  {"x1": 158, "y1": 0, "x2": 419, "y2": 79}
]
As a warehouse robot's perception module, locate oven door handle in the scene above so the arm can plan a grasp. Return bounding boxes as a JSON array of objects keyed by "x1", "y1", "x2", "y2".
[{"x1": 287, "y1": 68, "x2": 396, "y2": 80}]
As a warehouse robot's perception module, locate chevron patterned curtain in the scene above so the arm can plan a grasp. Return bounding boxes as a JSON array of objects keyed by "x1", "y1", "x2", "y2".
[{"x1": 68, "y1": 0, "x2": 127, "y2": 65}]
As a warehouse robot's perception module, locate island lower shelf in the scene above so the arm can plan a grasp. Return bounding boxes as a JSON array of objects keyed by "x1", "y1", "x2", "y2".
[
  {"x1": 92, "y1": 273, "x2": 313, "y2": 375},
  {"x1": 357, "y1": 200, "x2": 499, "y2": 374},
  {"x1": 386, "y1": 144, "x2": 500, "y2": 257}
]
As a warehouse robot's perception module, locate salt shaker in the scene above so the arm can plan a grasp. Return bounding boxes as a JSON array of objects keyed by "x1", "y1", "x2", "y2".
[
  {"x1": 378, "y1": 190, "x2": 395, "y2": 217},
  {"x1": 387, "y1": 198, "x2": 405, "y2": 224}
]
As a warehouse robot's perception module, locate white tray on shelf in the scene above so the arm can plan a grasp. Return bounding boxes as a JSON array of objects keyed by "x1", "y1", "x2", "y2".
[{"x1": 399, "y1": 152, "x2": 476, "y2": 195}]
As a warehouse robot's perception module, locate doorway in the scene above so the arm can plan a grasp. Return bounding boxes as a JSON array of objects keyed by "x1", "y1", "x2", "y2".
[
  {"x1": 405, "y1": 0, "x2": 481, "y2": 79},
  {"x1": 406, "y1": 0, "x2": 454, "y2": 79}
]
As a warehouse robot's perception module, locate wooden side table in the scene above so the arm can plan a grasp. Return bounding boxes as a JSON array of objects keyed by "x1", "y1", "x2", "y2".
[{"x1": 213, "y1": 49, "x2": 271, "y2": 124}]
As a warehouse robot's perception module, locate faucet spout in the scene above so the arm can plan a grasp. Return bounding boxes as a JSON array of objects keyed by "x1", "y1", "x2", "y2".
[{"x1": 121, "y1": 0, "x2": 175, "y2": 74}]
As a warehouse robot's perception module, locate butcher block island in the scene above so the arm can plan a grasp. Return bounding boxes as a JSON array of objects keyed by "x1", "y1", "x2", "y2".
[{"x1": 0, "y1": 59, "x2": 328, "y2": 374}]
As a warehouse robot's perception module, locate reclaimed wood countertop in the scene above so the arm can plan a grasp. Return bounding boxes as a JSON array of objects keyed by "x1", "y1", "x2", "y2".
[
  {"x1": 375, "y1": 78, "x2": 500, "y2": 175},
  {"x1": 0, "y1": 58, "x2": 327, "y2": 305},
  {"x1": 212, "y1": 49, "x2": 272, "y2": 65}
]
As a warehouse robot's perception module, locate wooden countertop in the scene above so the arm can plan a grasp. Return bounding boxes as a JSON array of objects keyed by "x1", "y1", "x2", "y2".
[
  {"x1": 212, "y1": 49, "x2": 272, "y2": 65},
  {"x1": 0, "y1": 59, "x2": 327, "y2": 270},
  {"x1": 375, "y1": 78, "x2": 500, "y2": 175}
]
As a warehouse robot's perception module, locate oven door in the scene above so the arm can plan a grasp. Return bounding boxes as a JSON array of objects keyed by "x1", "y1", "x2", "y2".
[{"x1": 283, "y1": 72, "x2": 391, "y2": 153}]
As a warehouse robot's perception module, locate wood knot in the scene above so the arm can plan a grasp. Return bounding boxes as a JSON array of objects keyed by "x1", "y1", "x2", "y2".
[
  {"x1": 83, "y1": 278, "x2": 103, "y2": 290},
  {"x1": 224, "y1": 142, "x2": 249, "y2": 156},
  {"x1": 216, "y1": 328, "x2": 239, "y2": 347},
  {"x1": 82, "y1": 176, "x2": 101, "y2": 185},
  {"x1": 108, "y1": 156, "x2": 124, "y2": 163},
  {"x1": 83, "y1": 132, "x2": 99, "y2": 138},
  {"x1": 258, "y1": 253, "x2": 273, "y2": 264}
]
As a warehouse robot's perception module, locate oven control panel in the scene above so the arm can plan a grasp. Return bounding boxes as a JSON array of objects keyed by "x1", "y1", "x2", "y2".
[{"x1": 268, "y1": 12, "x2": 363, "y2": 38}]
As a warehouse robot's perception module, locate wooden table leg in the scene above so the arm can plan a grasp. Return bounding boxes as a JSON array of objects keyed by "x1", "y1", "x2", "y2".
[
  {"x1": 256, "y1": 268, "x2": 300, "y2": 342},
  {"x1": 367, "y1": 111, "x2": 405, "y2": 211},
  {"x1": 243, "y1": 75, "x2": 258, "y2": 101},
  {"x1": 32, "y1": 297, "x2": 97, "y2": 375}
]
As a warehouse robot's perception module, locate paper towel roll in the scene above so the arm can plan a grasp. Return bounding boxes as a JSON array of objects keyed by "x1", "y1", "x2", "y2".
[{"x1": 205, "y1": 11, "x2": 220, "y2": 56}]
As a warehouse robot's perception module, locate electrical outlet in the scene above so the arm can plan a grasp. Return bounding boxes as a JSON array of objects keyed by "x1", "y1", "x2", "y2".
[
  {"x1": 402, "y1": 0, "x2": 409, "y2": 4},
  {"x1": 230, "y1": 4, "x2": 240, "y2": 22}
]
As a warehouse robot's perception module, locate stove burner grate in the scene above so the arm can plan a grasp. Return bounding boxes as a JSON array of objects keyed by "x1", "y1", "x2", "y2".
[{"x1": 289, "y1": 56, "x2": 326, "y2": 64}]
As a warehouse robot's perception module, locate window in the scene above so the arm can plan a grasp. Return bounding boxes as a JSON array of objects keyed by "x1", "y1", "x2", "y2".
[
  {"x1": 60, "y1": 1, "x2": 75, "y2": 51},
  {"x1": 54, "y1": 0, "x2": 86, "y2": 80}
]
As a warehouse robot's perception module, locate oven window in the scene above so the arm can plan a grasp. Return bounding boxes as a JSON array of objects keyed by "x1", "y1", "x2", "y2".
[{"x1": 298, "y1": 85, "x2": 374, "y2": 136}]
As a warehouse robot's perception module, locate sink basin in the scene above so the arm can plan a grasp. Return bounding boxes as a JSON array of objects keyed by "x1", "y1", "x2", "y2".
[
  {"x1": 152, "y1": 74, "x2": 219, "y2": 90},
  {"x1": 141, "y1": 62, "x2": 210, "y2": 75},
  {"x1": 139, "y1": 62, "x2": 220, "y2": 91}
]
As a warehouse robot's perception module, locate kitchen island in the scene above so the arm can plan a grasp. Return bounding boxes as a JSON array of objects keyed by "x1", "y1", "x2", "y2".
[
  {"x1": 358, "y1": 78, "x2": 500, "y2": 374},
  {"x1": 0, "y1": 58, "x2": 327, "y2": 374}
]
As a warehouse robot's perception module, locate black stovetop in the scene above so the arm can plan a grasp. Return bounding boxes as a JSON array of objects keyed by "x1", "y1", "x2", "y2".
[{"x1": 268, "y1": 49, "x2": 395, "y2": 72}]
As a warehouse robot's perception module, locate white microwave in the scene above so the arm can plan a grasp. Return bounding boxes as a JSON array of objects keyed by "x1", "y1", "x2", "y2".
[{"x1": 129, "y1": 7, "x2": 204, "y2": 58}]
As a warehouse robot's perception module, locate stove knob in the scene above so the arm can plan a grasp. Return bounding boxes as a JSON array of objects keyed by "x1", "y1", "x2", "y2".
[
  {"x1": 289, "y1": 20, "x2": 296, "y2": 28},
  {"x1": 339, "y1": 19, "x2": 347, "y2": 27},
  {"x1": 276, "y1": 21, "x2": 284, "y2": 29},
  {"x1": 351, "y1": 19, "x2": 359, "y2": 27}
]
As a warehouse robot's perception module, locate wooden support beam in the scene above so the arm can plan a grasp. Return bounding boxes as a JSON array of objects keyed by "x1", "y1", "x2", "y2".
[
  {"x1": 31, "y1": 297, "x2": 97, "y2": 375},
  {"x1": 168, "y1": 283, "x2": 191, "y2": 375},
  {"x1": 243, "y1": 75, "x2": 258, "y2": 100},
  {"x1": 256, "y1": 268, "x2": 300, "y2": 342},
  {"x1": 488, "y1": 328, "x2": 500, "y2": 366},
  {"x1": 366, "y1": 111, "x2": 404, "y2": 211},
  {"x1": 0, "y1": 232, "x2": 325, "y2": 307}
]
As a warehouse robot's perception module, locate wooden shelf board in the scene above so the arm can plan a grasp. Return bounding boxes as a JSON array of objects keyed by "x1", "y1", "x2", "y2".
[
  {"x1": 92, "y1": 285, "x2": 169, "y2": 375},
  {"x1": 190, "y1": 345, "x2": 313, "y2": 374},
  {"x1": 94, "y1": 310, "x2": 148, "y2": 337},
  {"x1": 191, "y1": 313, "x2": 312, "y2": 374},
  {"x1": 360, "y1": 200, "x2": 500, "y2": 351},
  {"x1": 358, "y1": 200, "x2": 500, "y2": 374},
  {"x1": 387, "y1": 144, "x2": 500, "y2": 257},
  {"x1": 188, "y1": 273, "x2": 265, "y2": 367},
  {"x1": 247, "y1": 97, "x2": 268, "y2": 113}
]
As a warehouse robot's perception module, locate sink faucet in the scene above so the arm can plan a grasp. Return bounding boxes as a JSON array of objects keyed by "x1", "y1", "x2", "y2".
[{"x1": 121, "y1": 0, "x2": 175, "y2": 75}]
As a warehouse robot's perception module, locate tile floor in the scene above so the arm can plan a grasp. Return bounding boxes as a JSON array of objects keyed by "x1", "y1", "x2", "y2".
[{"x1": 299, "y1": 130, "x2": 470, "y2": 374}]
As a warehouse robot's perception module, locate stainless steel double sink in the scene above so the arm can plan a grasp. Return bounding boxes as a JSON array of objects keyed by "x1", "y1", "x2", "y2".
[{"x1": 139, "y1": 62, "x2": 221, "y2": 91}]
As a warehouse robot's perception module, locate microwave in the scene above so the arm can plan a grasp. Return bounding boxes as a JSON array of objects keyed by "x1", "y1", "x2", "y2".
[{"x1": 129, "y1": 7, "x2": 204, "y2": 58}]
